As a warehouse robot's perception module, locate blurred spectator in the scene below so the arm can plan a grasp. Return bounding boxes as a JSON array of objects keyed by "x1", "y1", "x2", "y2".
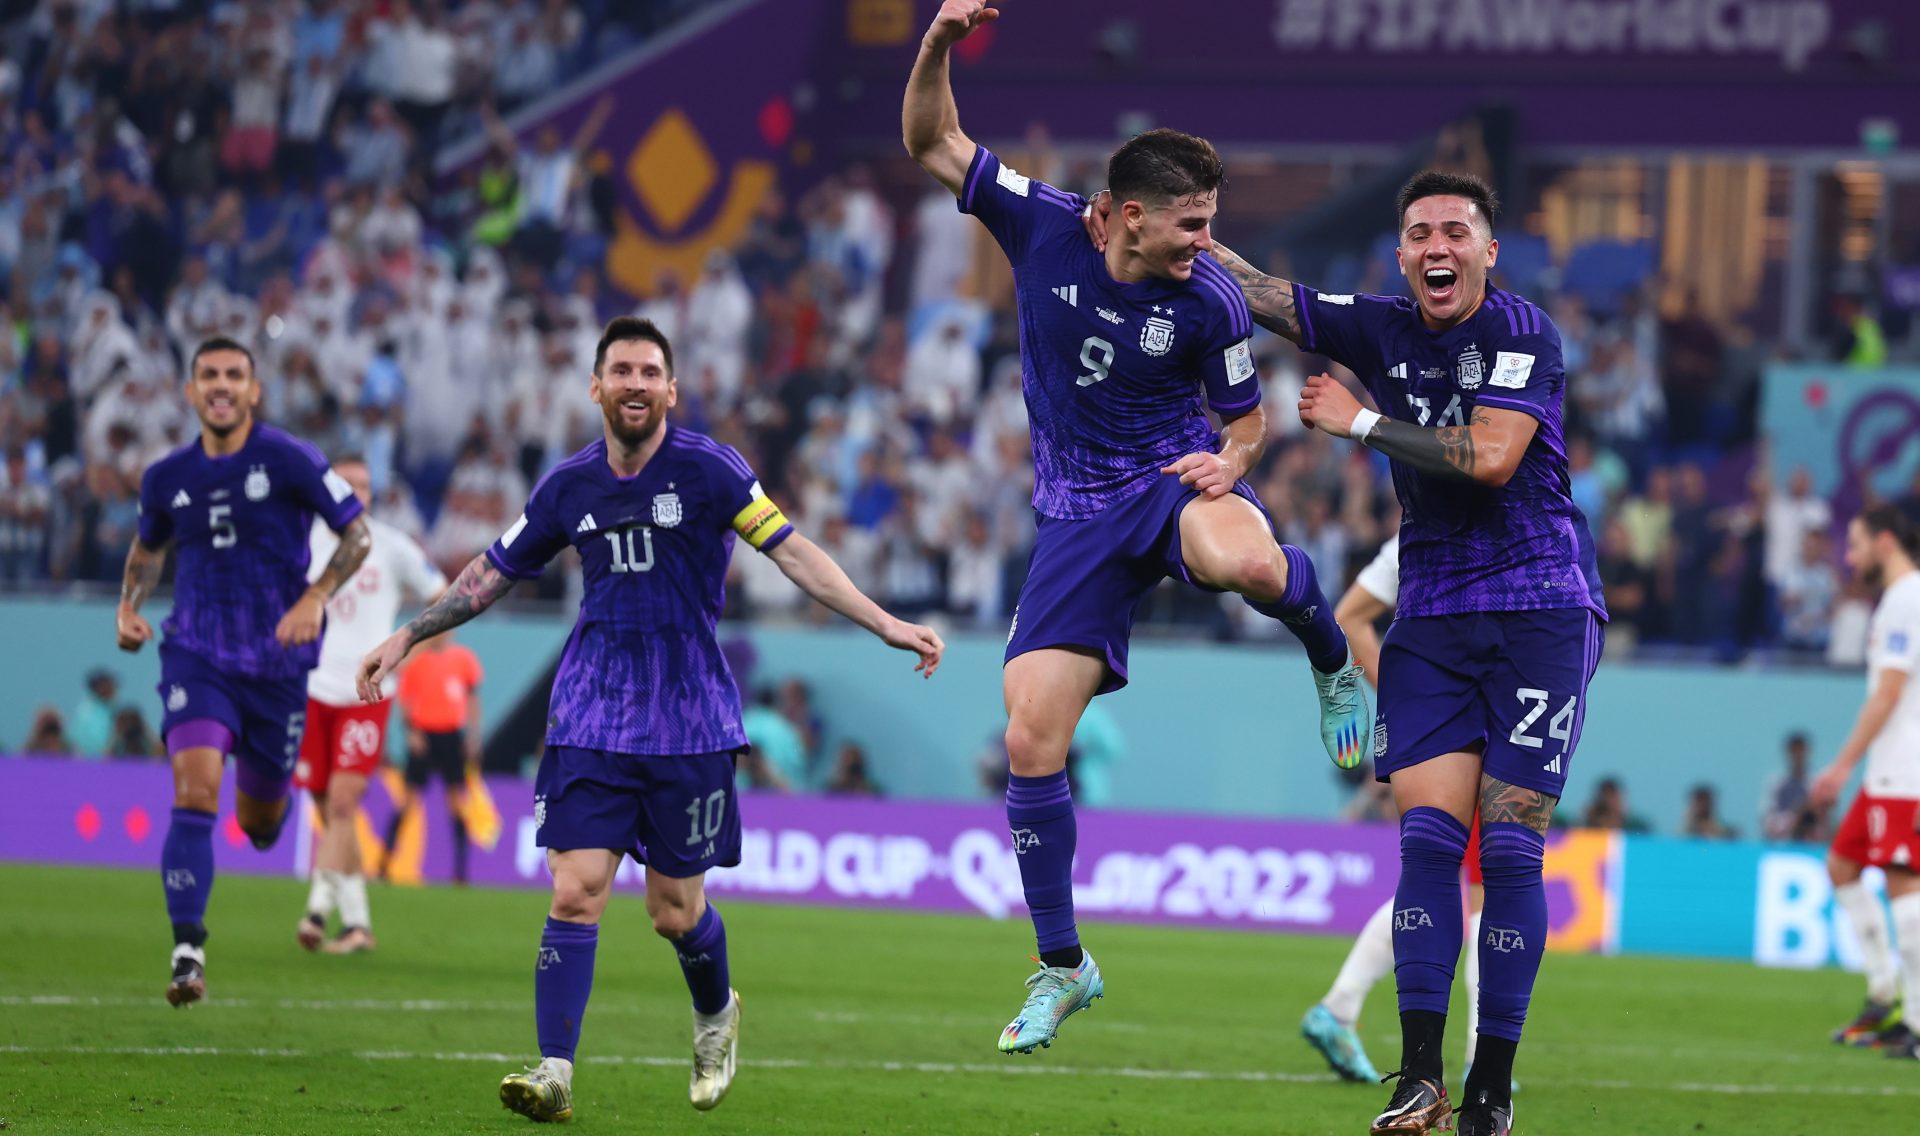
[
  {"x1": 1828, "y1": 576, "x2": 1875, "y2": 668},
  {"x1": 1764, "y1": 467, "x2": 1832, "y2": 589},
  {"x1": 1680, "y1": 783, "x2": 1737, "y2": 840},
  {"x1": 740, "y1": 687, "x2": 804, "y2": 792},
  {"x1": 775, "y1": 678, "x2": 825, "y2": 782},
  {"x1": 1580, "y1": 776, "x2": 1650, "y2": 833},
  {"x1": 1660, "y1": 289, "x2": 1724, "y2": 448},
  {"x1": 824, "y1": 742, "x2": 883, "y2": 797},
  {"x1": 1760, "y1": 731, "x2": 1820, "y2": 842},
  {"x1": 68, "y1": 666, "x2": 118, "y2": 759},
  {"x1": 1828, "y1": 292, "x2": 1887, "y2": 369},
  {"x1": 24, "y1": 705, "x2": 69, "y2": 755},
  {"x1": 107, "y1": 705, "x2": 161, "y2": 759},
  {"x1": 1595, "y1": 520, "x2": 1648, "y2": 652},
  {"x1": 1067, "y1": 701, "x2": 1126, "y2": 809},
  {"x1": 1778, "y1": 530, "x2": 1839, "y2": 654}
]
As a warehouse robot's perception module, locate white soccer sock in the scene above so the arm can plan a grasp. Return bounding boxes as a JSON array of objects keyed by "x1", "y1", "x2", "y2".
[
  {"x1": 1323, "y1": 898, "x2": 1396, "y2": 1026},
  {"x1": 1463, "y1": 910, "x2": 1484, "y2": 1067},
  {"x1": 337, "y1": 873, "x2": 372, "y2": 931},
  {"x1": 1836, "y1": 881, "x2": 1900, "y2": 1004},
  {"x1": 1892, "y1": 891, "x2": 1920, "y2": 1013},
  {"x1": 306, "y1": 870, "x2": 338, "y2": 920}
]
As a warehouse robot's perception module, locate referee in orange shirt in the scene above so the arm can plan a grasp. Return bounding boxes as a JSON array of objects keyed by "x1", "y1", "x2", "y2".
[{"x1": 391, "y1": 630, "x2": 484, "y2": 883}]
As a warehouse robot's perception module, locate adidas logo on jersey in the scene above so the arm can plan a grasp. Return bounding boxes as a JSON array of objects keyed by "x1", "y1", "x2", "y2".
[
  {"x1": 1052, "y1": 284, "x2": 1078, "y2": 307},
  {"x1": 1543, "y1": 754, "x2": 1562, "y2": 775},
  {"x1": 171, "y1": 489, "x2": 192, "y2": 508},
  {"x1": 576, "y1": 514, "x2": 597, "y2": 533}
]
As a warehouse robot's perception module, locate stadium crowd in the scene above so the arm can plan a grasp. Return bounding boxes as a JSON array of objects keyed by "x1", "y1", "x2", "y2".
[{"x1": 1, "y1": 0, "x2": 1915, "y2": 673}]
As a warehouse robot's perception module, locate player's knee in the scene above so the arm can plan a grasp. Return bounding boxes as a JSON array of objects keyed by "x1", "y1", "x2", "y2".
[
  {"x1": 1478, "y1": 826, "x2": 1546, "y2": 888},
  {"x1": 550, "y1": 878, "x2": 610, "y2": 922},
  {"x1": 174, "y1": 780, "x2": 220, "y2": 813},
  {"x1": 1003, "y1": 722, "x2": 1067, "y2": 778},
  {"x1": 1226, "y1": 549, "x2": 1286, "y2": 602},
  {"x1": 324, "y1": 794, "x2": 358, "y2": 828},
  {"x1": 649, "y1": 901, "x2": 701, "y2": 940}
]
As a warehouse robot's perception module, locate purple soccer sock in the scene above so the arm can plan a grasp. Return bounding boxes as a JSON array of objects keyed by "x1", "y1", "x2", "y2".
[
  {"x1": 1473, "y1": 823, "x2": 1549, "y2": 1040},
  {"x1": 162, "y1": 807, "x2": 217, "y2": 943},
  {"x1": 673, "y1": 903, "x2": 732, "y2": 1015},
  {"x1": 1247, "y1": 545, "x2": 1350, "y2": 673},
  {"x1": 1006, "y1": 771, "x2": 1080, "y2": 965},
  {"x1": 535, "y1": 917, "x2": 599, "y2": 1062},
  {"x1": 1394, "y1": 806, "x2": 1469, "y2": 1079}
]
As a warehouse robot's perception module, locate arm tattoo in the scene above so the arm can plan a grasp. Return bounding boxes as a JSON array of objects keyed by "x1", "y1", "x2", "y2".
[
  {"x1": 310, "y1": 515, "x2": 373, "y2": 598},
  {"x1": 120, "y1": 540, "x2": 167, "y2": 610},
  {"x1": 1480, "y1": 776, "x2": 1559, "y2": 834},
  {"x1": 1209, "y1": 245, "x2": 1303, "y2": 344},
  {"x1": 1363, "y1": 408, "x2": 1492, "y2": 483},
  {"x1": 402, "y1": 554, "x2": 514, "y2": 643}
]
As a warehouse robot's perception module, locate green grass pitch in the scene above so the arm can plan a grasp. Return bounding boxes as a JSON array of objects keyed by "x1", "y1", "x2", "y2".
[{"x1": 1, "y1": 863, "x2": 1914, "y2": 1134}]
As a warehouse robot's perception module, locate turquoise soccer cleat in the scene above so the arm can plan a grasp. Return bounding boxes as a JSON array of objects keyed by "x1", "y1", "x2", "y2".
[
  {"x1": 1301, "y1": 1002, "x2": 1382, "y2": 1083},
  {"x1": 997, "y1": 952, "x2": 1103, "y2": 1054},
  {"x1": 1314, "y1": 657, "x2": 1372, "y2": 769}
]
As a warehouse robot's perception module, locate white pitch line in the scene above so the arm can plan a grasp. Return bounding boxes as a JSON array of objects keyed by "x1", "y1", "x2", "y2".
[{"x1": 3, "y1": 1044, "x2": 1917, "y2": 1099}]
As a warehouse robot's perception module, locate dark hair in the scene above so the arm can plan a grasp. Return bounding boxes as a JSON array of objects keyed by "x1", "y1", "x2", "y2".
[
  {"x1": 594, "y1": 316, "x2": 674, "y2": 376},
  {"x1": 1858, "y1": 503, "x2": 1918, "y2": 555},
  {"x1": 1107, "y1": 128, "x2": 1225, "y2": 208},
  {"x1": 189, "y1": 336, "x2": 256, "y2": 377},
  {"x1": 330, "y1": 451, "x2": 368, "y2": 469},
  {"x1": 1396, "y1": 170, "x2": 1499, "y2": 236}
]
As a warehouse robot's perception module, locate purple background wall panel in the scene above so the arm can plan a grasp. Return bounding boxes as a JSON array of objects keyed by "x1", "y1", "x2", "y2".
[{"x1": 1, "y1": 759, "x2": 1604, "y2": 944}]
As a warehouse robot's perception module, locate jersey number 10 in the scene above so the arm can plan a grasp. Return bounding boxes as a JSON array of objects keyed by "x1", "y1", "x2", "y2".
[{"x1": 606, "y1": 528, "x2": 655, "y2": 574}]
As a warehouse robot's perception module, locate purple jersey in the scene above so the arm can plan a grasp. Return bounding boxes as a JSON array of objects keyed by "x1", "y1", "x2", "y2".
[
  {"x1": 486, "y1": 427, "x2": 794, "y2": 756},
  {"x1": 137, "y1": 423, "x2": 365, "y2": 679},
  {"x1": 1292, "y1": 283, "x2": 1606, "y2": 620},
  {"x1": 959, "y1": 146, "x2": 1260, "y2": 519}
]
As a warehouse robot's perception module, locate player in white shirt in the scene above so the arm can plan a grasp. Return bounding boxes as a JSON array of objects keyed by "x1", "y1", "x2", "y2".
[
  {"x1": 295, "y1": 456, "x2": 447, "y2": 954},
  {"x1": 1811, "y1": 505, "x2": 1920, "y2": 1058},
  {"x1": 1301, "y1": 537, "x2": 1508, "y2": 1088}
]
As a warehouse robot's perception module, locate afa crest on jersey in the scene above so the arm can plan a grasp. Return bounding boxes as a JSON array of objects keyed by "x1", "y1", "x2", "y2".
[
  {"x1": 1455, "y1": 344, "x2": 1485, "y2": 391},
  {"x1": 652, "y1": 492, "x2": 682, "y2": 528},
  {"x1": 244, "y1": 465, "x2": 271, "y2": 500},
  {"x1": 1140, "y1": 315, "x2": 1176, "y2": 357}
]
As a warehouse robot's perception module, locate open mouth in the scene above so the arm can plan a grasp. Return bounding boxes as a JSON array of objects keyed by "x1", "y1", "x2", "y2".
[
  {"x1": 1424, "y1": 267, "x2": 1458, "y2": 301},
  {"x1": 206, "y1": 394, "x2": 237, "y2": 412}
]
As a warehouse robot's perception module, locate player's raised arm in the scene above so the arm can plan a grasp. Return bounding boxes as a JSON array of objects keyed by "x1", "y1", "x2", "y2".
[
  {"x1": 1299, "y1": 372, "x2": 1538, "y2": 488},
  {"x1": 357, "y1": 552, "x2": 515, "y2": 701},
  {"x1": 902, "y1": 0, "x2": 997, "y2": 195},
  {"x1": 116, "y1": 535, "x2": 169, "y2": 652},
  {"x1": 767, "y1": 532, "x2": 945, "y2": 678}
]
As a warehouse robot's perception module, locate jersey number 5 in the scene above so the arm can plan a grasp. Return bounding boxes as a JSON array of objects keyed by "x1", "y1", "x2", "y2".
[
  {"x1": 209, "y1": 504, "x2": 237, "y2": 549},
  {"x1": 1077, "y1": 336, "x2": 1114, "y2": 387}
]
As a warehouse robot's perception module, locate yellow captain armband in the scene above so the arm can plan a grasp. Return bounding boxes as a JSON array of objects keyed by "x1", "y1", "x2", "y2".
[{"x1": 731, "y1": 493, "x2": 791, "y2": 550}]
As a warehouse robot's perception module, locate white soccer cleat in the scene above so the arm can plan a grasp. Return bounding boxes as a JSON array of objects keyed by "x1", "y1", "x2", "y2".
[
  {"x1": 689, "y1": 989, "x2": 741, "y2": 1111},
  {"x1": 499, "y1": 1056, "x2": 573, "y2": 1123},
  {"x1": 166, "y1": 943, "x2": 206, "y2": 1008},
  {"x1": 297, "y1": 914, "x2": 326, "y2": 952}
]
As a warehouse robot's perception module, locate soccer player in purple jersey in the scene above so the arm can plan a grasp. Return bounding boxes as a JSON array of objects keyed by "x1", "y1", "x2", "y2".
[
  {"x1": 906, "y1": 1, "x2": 1370, "y2": 1056},
  {"x1": 116, "y1": 336, "x2": 372, "y2": 1007},
  {"x1": 356, "y1": 317, "x2": 944, "y2": 1122},
  {"x1": 1206, "y1": 174, "x2": 1608, "y2": 1135}
]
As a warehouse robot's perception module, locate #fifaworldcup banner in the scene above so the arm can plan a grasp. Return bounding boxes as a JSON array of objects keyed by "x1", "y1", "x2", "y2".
[{"x1": 1, "y1": 757, "x2": 1612, "y2": 948}]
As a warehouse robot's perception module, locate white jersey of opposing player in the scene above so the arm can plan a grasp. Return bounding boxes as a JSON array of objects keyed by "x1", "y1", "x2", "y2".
[
  {"x1": 1865, "y1": 570, "x2": 1920, "y2": 800},
  {"x1": 1354, "y1": 535, "x2": 1401, "y2": 609},
  {"x1": 307, "y1": 516, "x2": 447, "y2": 707}
]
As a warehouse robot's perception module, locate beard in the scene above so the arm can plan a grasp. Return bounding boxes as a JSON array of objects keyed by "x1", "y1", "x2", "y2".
[
  {"x1": 602, "y1": 396, "x2": 666, "y2": 447},
  {"x1": 1860, "y1": 558, "x2": 1885, "y2": 590}
]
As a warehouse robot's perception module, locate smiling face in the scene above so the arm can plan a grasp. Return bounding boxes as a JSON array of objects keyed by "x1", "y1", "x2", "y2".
[
  {"x1": 1123, "y1": 190, "x2": 1217, "y2": 282},
  {"x1": 1398, "y1": 194, "x2": 1498, "y2": 331},
  {"x1": 186, "y1": 347, "x2": 259, "y2": 437},
  {"x1": 591, "y1": 337, "x2": 676, "y2": 447}
]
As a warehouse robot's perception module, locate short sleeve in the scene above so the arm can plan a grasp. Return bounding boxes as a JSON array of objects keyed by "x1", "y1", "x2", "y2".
[
  {"x1": 708, "y1": 444, "x2": 793, "y2": 553},
  {"x1": 957, "y1": 146, "x2": 1086, "y2": 268},
  {"x1": 136, "y1": 463, "x2": 174, "y2": 548},
  {"x1": 1872, "y1": 591, "x2": 1920, "y2": 674},
  {"x1": 485, "y1": 479, "x2": 570, "y2": 579},
  {"x1": 1466, "y1": 304, "x2": 1566, "y2": 423},
  {"x1": 396, "y1": 530, "x2": 449, "y2": 599},
  {"x1": 1353, "y1": 536, "x2": 1400, "y2": 606},
  {"x1": 1292, "y1": 283, "x2": 1393, "y2": 380},
  {"x1": 1193, "y1": 257, "x2": 1261, "y2": 415},
  {"x1": 285, "y1": 440, "x2": 365, "y2": 533}
]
